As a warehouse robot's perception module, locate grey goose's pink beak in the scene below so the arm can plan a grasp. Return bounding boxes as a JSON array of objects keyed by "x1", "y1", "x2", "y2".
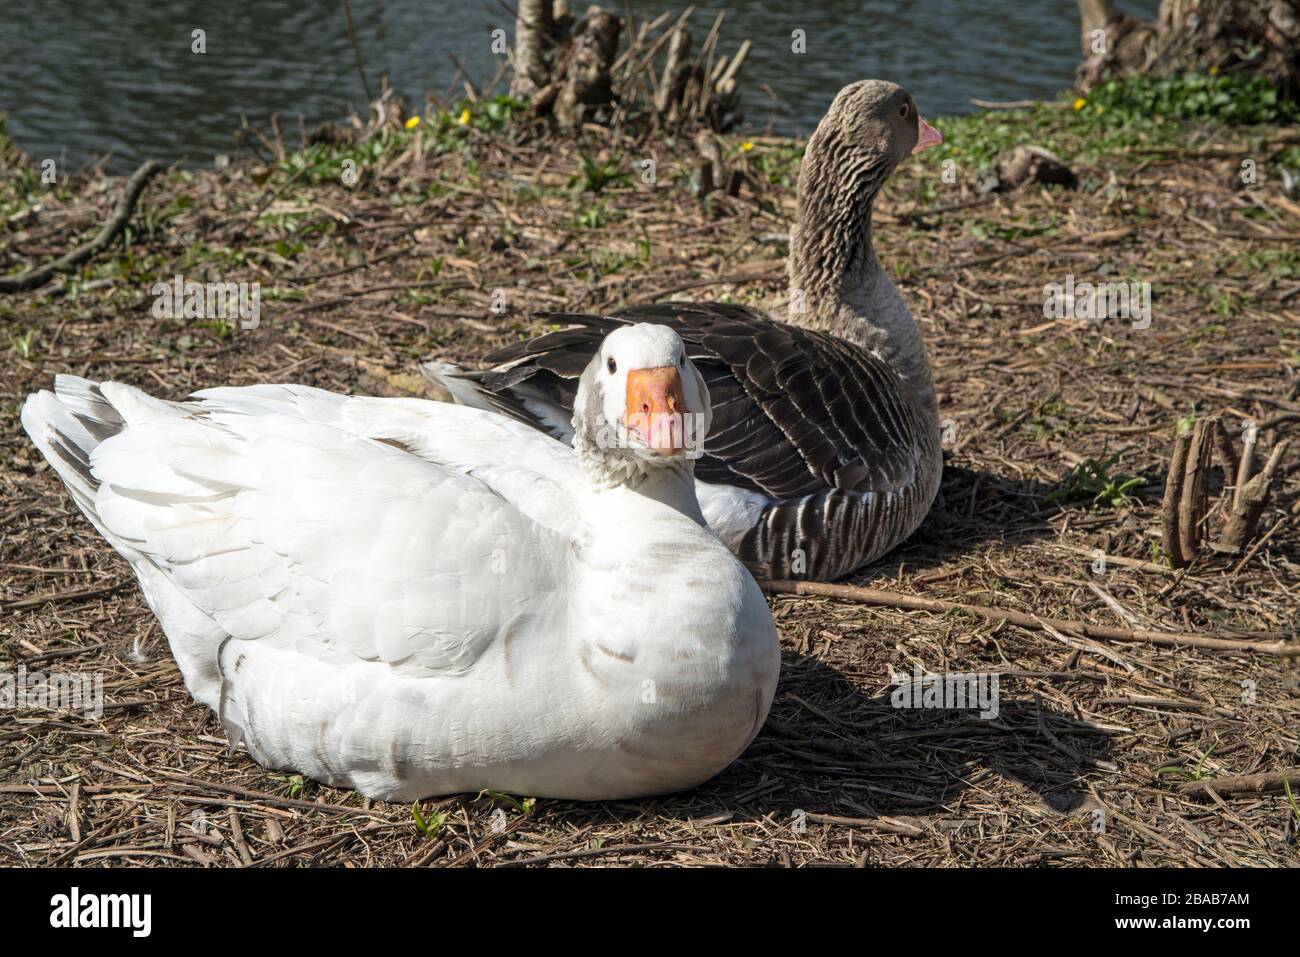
[{"x1": 913, "y1": 115, "x2": 943, "y2": 154}]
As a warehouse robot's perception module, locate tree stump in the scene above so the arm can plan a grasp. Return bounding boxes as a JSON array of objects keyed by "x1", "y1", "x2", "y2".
[
  {"x1": 1161, "y1": 415, "x2": 1292, "y2": 566},
  {"x1": 1075, "y1": 0, "x2": 1300, "y2": 101},
  {"x1": 511, "y1": 0, "x2": 556, "y2": 100},
  {"x1": 993, "y1": 146, "x2": 1078, "y2": 191},
  {"x1": 554, "y1": 6, "x2": 622, "y2": 129}
]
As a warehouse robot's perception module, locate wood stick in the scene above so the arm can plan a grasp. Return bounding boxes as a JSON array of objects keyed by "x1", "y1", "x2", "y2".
[
  {"x1": 714, "y1": 38, "x2": 750, "y2": 97},
  {"x1": 150, "y1": 771, "x2": 385, "y2": 818},
  {"x1": 758, "y1": 580, "x2": 1299, "y2": 656},
  {"x1": 1233, "y1": 426, "x2": 1256, "y2": 510},
  {"x1": 797, "y1": 812, "x2": 924, "y2": 837},
  {"x1": 1055, "y1": 544, "x2": 1170, "y2": 574},
  {"x1": 1161, "y1": 426, "x2": 1191, "y2": 566},
  {"x1": 250, "y1": 824, "x2": 387, "y2": 868},
  {"x1": 1210, "y1": 420, "x2": 1238, "y2": 483},
  {"x1": 1231, "y1": 516, "x2": 1286, "y2": 575},
  {"x1": 655, "y1": 25, "x2": 690, "y2": 116},
  {"x1": 227, "y1": 809, "x2": 255, "y2": 866},
  {"x1": 1178, "y1": 417, "x2": 1214, "y2": 555},
  {"x1": 1218, "y1": 439, "x2": 1290, "y2": 551},
  {"x1": 0, "y1": 160, "x2": 161, "y2": 293},
  {"x1": 1179, "y1": 768, "x2": 1300, "y2": 800},
  {"x1": 1210, "y1": 419, "x2": 1238, "y2": 519},
  {"x1": 0, "y1": 579, "x2": 134, "y2": 611}
]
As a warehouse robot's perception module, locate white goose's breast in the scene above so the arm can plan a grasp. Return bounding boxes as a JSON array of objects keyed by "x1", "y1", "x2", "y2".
[{"x1": 565, "y1": 542, "x2": 778, "y2": 796}]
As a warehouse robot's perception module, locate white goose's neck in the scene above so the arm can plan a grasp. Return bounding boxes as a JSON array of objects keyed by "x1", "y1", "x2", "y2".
[
  {"x1": 582, "y1": 460, "x2": 706, "y2": 530},
  {"x1": 787, "y1": 137, "x2": 938, "y2": 426}
]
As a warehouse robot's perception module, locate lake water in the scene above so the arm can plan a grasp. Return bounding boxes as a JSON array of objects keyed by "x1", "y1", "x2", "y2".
[{"x1": 0, "y1": 0, "x2": 1158, "y2": 173}]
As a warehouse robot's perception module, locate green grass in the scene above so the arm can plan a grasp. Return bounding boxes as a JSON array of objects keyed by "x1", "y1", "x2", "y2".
[
  {"x1": 1082, "y1": 72, "x2": 1300, "y2": 127},
  {"x1": 11, "y1": 329, "x2": 36, "y2": 360},
  {"x1": 745, "y1": 142, "x2": 805, "y2": 188},
  {"x1": 1044, "y1": 452, "x2": 1146, "y2": 509},
  {"x1": 574, "y1": 203, "x2": 611, "y2": 229},
  {"x1": 1157, "y1": 740, "x2": 1220, "y2": 782},
  {"x1": 271, "y1": 95, "x2": 526, "y2": 190},
  {"x1": 193, "y1": 318, "x2": 233, "y2": 339},
  {"x1": 916, "y1": 73, "x2": 1299, "y2": 192},
  {"x1": 478, "y1": 789, "x2": 536, "y2": 815},
  {"x1": 1232, "y1": 247, "x2": 1300, "y2": 279},
  {"x1": 1284, "y1": 780, "x2": 1300, "y2": 831},
  {"x1": 411, "y1": 802, "x2": 446, "y2": 839},
  {"x1": 569, "y1": 155, "x2": 631, "y2": 193}
]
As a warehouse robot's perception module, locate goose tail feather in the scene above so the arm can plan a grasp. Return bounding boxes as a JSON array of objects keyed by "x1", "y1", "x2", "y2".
[
  {"x1": 419, "y1": 361, "x2": 500, "y2": 413},
  {"x1": 21, "y1": 376, "x2": 125, "y2": 524}
]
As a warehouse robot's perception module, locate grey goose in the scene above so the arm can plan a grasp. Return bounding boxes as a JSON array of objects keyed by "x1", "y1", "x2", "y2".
[{"x1": 426, "y1": 80, "x2": 944, "y2": 581}]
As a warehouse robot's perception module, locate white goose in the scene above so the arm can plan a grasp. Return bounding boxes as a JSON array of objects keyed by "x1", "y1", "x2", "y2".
[
  {"x1": 428, "y1": 79, "x2": 945, "y2": 581},
  {"x1": 22, "y1": 324, "x2": 780, "y2": 801}
]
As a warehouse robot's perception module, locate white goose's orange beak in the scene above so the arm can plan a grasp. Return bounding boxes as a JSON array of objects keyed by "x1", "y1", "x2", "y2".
[
  {"x1": 624, "y1": 366, "x2": 686, "y2": 454},
  {"x1": 914, "y1": 115, "x2": 943, "y2": 153}
]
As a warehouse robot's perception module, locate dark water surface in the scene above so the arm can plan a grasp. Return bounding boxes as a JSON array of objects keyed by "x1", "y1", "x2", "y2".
[{"x1": 0, "y1": 0, "x2": 1157, "y2": 173}]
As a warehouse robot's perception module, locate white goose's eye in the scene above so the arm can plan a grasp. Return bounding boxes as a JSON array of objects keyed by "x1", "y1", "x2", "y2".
[{"x1": 606, "y1": 356, "x2": 617, "y2": 374}]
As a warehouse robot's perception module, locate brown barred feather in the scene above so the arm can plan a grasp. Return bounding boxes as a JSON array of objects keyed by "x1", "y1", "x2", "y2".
[{"x1": 451, "y1": 302, "x2": 940, "y2": 580}]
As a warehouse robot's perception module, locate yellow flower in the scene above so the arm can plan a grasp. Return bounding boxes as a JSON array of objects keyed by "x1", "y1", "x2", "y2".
[
  {"x1": 404, "y1": 116, "x2": 421, "y2": 130},
  {"x1": 1073, "y1": 97, "x2": 1087, "y2": 111},
  {"x1": 458, "y1": 108, "x2": 472, "y2": 126},
  {"x1": 1209, "y1": 65, "x2": 1219, "y2": 76},
  {"x1": 739, "y1": 141, "x2": 755, "y2": 152},
  {"x1": 1095, "y1": 104, "x2": 1105, "y2": 114}
]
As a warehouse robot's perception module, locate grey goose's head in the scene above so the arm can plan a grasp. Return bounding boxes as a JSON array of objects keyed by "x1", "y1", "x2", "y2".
[
  {"x1": 807, "y1": 79, "x2": 942, "y2": 192},
  {"x1": 794, "y1": 80, "x2": 941, "y2": 252},
  {"x1": 572, "y1": 324, "x2": 712, "y2": 488},
  {"x1": 789, "y1": 79, "x2": 943, "y2": 309}
]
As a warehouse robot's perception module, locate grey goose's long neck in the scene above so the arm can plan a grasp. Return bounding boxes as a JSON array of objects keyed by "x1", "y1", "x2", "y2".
[{"x1": 786, "y1": 129, "x2": 938, "y2": 427}]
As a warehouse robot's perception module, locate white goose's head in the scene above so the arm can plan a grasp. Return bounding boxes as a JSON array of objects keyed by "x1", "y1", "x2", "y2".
[{"x1": 572, "y1": 323, "x2": 712, "y2": 487}]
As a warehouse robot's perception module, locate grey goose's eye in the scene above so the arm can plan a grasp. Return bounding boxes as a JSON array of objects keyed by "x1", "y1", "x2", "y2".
[
  {"x1": 607, "y1": 356, "x2": 617, "y2": 374},
  {"x1": 899, "y1": 102, "x2": 910, "y2": 119}
]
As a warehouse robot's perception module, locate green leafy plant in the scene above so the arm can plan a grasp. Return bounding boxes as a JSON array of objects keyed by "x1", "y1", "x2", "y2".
[
  {"x1": 744, "y1": 142, "x2": 804, "y2": 188},
  {"x1": 574, "y1": 203, "x2": 608, "y2": 228},
  {"x1": 479, "y1": 789, "x2": 536, "y2": 815},
  {"x1": 411, "y1": 802, "x2": 446, "y2": 839},
  {"x1": 1157, "y1": 740, "x2": 1219, "y2": 782},
  {"x1": 1081, "y1": 72, "x2": 1299, "y2": 126},
  {"x1": 1044, "y1": 452, "x2": 1146, "y2": 509},
  {"x1": 11, "y1": 329, "x2": 36, "y2": 360},
  {"x1": 569, "y1": 155, "x2": 630, "y2": 193},
  {"x1": 194, "y1": 318, "x2": 233, "y2": 339},
  {"x1": 1284, "y1": 780, "x2": 1300, "y2": 830}
]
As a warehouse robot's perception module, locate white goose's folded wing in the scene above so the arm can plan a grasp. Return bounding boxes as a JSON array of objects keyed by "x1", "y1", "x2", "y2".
[{"x1": 37, "y1": 380, "x2": 571, "y2": 681}]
